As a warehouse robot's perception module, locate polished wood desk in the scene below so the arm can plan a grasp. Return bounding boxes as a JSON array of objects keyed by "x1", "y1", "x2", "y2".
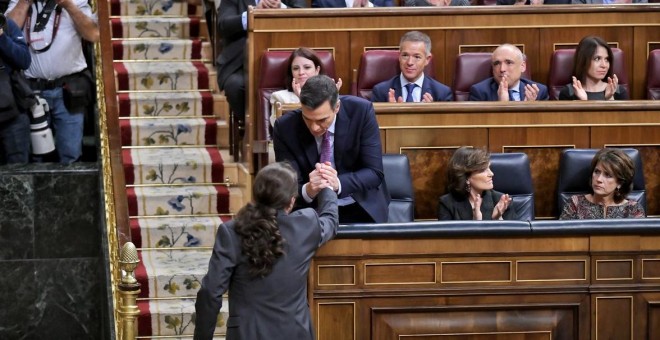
[
  {"x1": 279, "y1": 101, "x2": 660, "y2": 219},
  {"x1": 309, "y1": 220, "x2": 660, "y2": 340}
]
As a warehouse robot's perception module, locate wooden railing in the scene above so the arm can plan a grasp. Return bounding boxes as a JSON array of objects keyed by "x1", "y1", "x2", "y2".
[{"x1": 95, "y1": 0, "x2": 132, "y2": 337}]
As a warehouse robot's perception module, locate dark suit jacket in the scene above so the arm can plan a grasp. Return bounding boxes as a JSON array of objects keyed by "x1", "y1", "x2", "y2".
[
  {"x1": 438, "y1": 190, "x2": 519, "y2": 221},
  {"x1": 195, "y1": 188, "x2": 338, "y2": 340},
  {"x1": 216, "y1": 0, "x2": 305, "y2": 89},
  {"x1": 468, "y1": 77, "x2": 549, "y2": 101},
  {"x1": 371, "y1": 74, "x2": 453, "y2": 102},
  {"x1": 312, "y1": 0, "x2": 393, "y2": 7},
  {"x1": 273, "y1": 95, "x2": 390, "y2": 223}
]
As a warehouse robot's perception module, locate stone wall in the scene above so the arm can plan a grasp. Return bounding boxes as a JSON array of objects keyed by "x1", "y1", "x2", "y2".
[{"x1": 0, "y1": 163, "x2": 110, "y2": 339}]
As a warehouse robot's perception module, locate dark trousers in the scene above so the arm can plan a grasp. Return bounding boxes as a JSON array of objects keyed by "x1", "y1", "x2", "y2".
[
  {"x1": 339, "y1": 202, "x2": 375, "y2": 224},
  {"x1": 222, "y1": 71, "x2": 246, "y2": 123},
  {"x1": 0, "y1": 113, "x2": 30, "y2": 164}
]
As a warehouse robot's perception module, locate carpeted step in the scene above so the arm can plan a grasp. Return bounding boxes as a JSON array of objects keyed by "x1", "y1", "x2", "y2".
[
  {"x1": 120, "y1": 118, "x2": 217, "y2": 146},
  {"x1": 115, "y1": 61, "x2": 209, "y2": 91},
  {"x1": 137, "y1": 248, "x2": 211, "y2": 298},
  {"x1": 109, "y1": 0, "x2": 196, "y2": 17},
  {"x1": 123, "y1": 147, "x2": 224, "y2": 185},
  {"x1": 112, "y1": 39, "x2": 211, "y2": 61},
  {"x1": 117, "y1": 91, "x2": 214, "y2": 117},
  {"x1": 111, "y1": 17, "x2": 200, "y2": 39},
  {"x1": 127, "y1": 185, "x2": 230, "y2": 217},
  {"x1": 137, "y1": 298, "x2": 228, "y2": 337},
  {"x1": 131, "y1": 215, "x2": 228, "y2": 248}
]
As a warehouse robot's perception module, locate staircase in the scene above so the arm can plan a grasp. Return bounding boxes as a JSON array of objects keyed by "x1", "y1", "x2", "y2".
[{"x1": 110, "y1": 0, "x2": 245, "y2": 337}]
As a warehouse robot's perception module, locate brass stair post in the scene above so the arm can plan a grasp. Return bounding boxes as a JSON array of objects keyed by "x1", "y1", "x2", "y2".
[{"x1": 118, "y1": 242, "x2": 141, "y2": 340}]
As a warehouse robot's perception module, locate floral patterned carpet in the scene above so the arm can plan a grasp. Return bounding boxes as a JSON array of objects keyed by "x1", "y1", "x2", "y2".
[{"x1": 111, "y1": 0, "x2": 233, "y2": 337}]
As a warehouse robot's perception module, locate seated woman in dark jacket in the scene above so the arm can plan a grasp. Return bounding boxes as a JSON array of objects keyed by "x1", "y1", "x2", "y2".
[
  {"x1": 558, "y1": 35, "x2": 628, "y2": 101},
  {"x1": 560, "y1": 148, "x2": 645, "y2": 219},
  {"x1": 437, "y1": 147, "x2": 518, "y2": 221}
]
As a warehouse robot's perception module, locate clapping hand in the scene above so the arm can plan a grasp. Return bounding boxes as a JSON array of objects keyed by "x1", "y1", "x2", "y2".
[
  {"x1": 604, "y1": 74, "x2": 619, "y2": 100},
  {"x1": 492, "y1": 194, "x2": 512, "y2": 220},
  {"x1": 571, "y1": 76, "x2": 588, "y2": 101},
  {"x1": 497, "y1": 76, "x2": 510, "y2": 102},
  {"x1": 293, "y1": 79, "x2": 302, "y2": 97},
  {"x1": 387, "y1": 88, "x2": 404, "y2": 103},
  {"x1": 523, "y1": 83, "x2": 540, "y2": 101},
  {"x1": 470, "y1": 190, "x2": 483, "y2": 220},
  {"x1": 257, "y1": 0, "x2": 281, "y2": 9},
  {"x1": 421, "y1": 92, "x2": 434, "y2": 102}
]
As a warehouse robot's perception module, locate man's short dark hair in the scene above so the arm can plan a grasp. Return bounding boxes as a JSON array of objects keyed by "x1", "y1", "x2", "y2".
[{"x1": 299, "y1": 75, "x2": 338, "y2": 110}]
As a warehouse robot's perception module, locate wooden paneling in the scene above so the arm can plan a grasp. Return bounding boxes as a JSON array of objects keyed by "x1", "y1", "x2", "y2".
[
  {"x1": 317, "y1": 302, "x2": 355, "y2": 340},
  {"x1": 594, "y1": 296, "x2": 633, "y2": 340},
  {"x1": 365, "y1": 262, "x2": 436, "y2": 285},
  {"x1": 372, "y1": 307, "x2": 576, "y2": 340},
  {"x1": 441, "y1": 261, "x2": 511, "y2": 283},
  {"x1": 516, "y1": 259, "x2": 587, "y2": 282},
  {"x1": 311, "y1": 231, "x2": 660, "y2": 339},
  {"x1": 594, "y1": 259, "x2": 634, "y2": 281}
]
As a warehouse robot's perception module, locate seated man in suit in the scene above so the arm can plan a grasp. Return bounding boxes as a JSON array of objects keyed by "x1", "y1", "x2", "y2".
[
  {"x1": 312, "y1": 0, "x2": 393, "y2": 7},
  {"x1": 469, "y1": 44, "x2": 549, "y2": 101},
  {"x1": 371, "y1": 31, "x2": 453, "y2": 103},
  {"x1": 217, "y1": 0, "x2": 305, "y2": 135},
  {"x1": 273, "y1": 75, "x2": 390, "y2": 224}
]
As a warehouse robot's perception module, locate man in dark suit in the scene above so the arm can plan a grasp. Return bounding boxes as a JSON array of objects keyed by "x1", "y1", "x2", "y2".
[
  {"x1": 371, "y1": 31, "x2": 453, "y2": 103},
  {"x1": 469, "y1": 44, "x2": 549, "y2": 101},
  {"x1": 312, "y1": 0, "x2": 393, "y2": 7},
  {"x1": 273, "y1": 75, "x2": 389, "y2": 223},
  {"x1": 217, "y1": 0, "x2": 305, "y2": 133}
]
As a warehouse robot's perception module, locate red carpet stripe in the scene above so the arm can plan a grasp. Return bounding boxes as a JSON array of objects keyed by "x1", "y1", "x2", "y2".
[
  {"x1": 112, "y1": 41, "x2": 124, "y2": 60},
  {"x1": 130, "y1": 219, "x2": 142, "y2": 248},
  {"x1": 119, "y1": 120, "x2": 132, "y2": 146},
  {"x1": 122, "y1": 149, "x2": 135, "y2": 185},
  {"x1": 114, "y1": 63, "x2": 129, "y2": 91},
  {"x1": 189, "y1": 17, "x2": 200, "y2": 38},
  {"x1": 127, "y1": 187, "x2": 138, "y2": 216},
  {"x1": 216, "y1": 185, "x2": 230, "y2": 213},
  {"x1": 193, "y1": 61, "x2": 208, "y2": 90},
  {"x1": 204, "y1": 119, "x2": 217, "y2": 146},
  {"x1": 110, "y1": 0, "x2": 120, "y2": 16},
  {"x1": 118, "y1": 93, "x2": 131, "y2": 116},
  {"x1": 136, "y1": 251, "x2": 151, "y2": 299},
  {"x1": 201, "y1": 91, "x2": 213, "y2": 115},
  {"x1": 207, "y1": 147, "x2": 224, "y2": 183},
  {"x1": 111, "y1": 18, "x2": 123, "y2": 38},
  {"x1": 191, "y1": 39, "x2": 202, "y2": 60},
  {"x1": 137, "y1": 301, "x2": 153, "y2": 336}
]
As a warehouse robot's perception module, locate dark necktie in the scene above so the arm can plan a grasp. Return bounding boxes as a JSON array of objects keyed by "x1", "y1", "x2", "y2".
[
  {"x1": 405, "y1": 83, "x2": 416, "y2": 102},
  {"x1": 508, "y1": 89, "x2": 516, "y2": 101},
  {"x1": 319, "y1": 131, "x2": 332, "y2": 164}
]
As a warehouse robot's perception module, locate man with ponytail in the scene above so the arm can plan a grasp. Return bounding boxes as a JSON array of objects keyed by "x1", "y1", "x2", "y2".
[{"x1": 194, "y1": 162, "x2": 338, "y2": 340}]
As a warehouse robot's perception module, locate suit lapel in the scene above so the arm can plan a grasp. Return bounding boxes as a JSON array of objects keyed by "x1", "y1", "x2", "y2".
[
  {"x1": 421, "y1": 76, "x2": 432, "y2": 99},
  {"x1": 489, "y1": 79, "x2": 499, "y2": 100},
  {"x1": 392, "y1": 77, "x2": 403, "y2": 101},
  {"x1": 333, "y1": 104, "x2": 350, "y2": 171},
  {"x1": 297, "y1": 112, "x2": 319, "y2": 168}
]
